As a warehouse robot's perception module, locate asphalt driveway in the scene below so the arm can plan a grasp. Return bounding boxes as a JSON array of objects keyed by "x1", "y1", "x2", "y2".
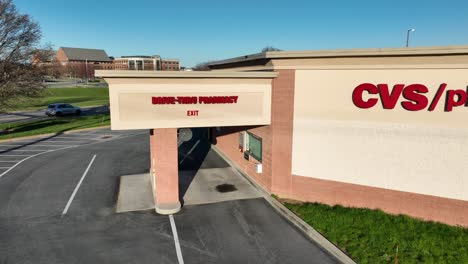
[{"x1": 0, "y1": 128, "x2": 339, "y2": 264}]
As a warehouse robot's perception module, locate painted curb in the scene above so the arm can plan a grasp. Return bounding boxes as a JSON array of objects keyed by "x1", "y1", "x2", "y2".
[
  {"x1": 155, "y1": 202, "x2": 182, "y2": 215},
  {"x1": 211, "y1": 145, "x2": 357, "y2": 264},
  {"x1": 0, "y1": 125, "x2": 111, "y2": 143}
]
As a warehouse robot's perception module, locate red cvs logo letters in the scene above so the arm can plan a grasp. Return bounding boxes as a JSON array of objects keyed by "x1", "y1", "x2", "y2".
[{"x1": 352, "y1": 83, "x2": 468, "y2": 112}]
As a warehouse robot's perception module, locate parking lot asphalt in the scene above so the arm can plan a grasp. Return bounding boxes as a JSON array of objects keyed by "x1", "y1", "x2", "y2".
[{"x1": 0, "y1": 128, "x2": 339, "y2": 264}]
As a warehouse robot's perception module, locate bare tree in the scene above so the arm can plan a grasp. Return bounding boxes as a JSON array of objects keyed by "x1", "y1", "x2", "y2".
[
  {"x1": 261, "y1": 46, "x2": 282, "y2": 53},
  {"x1": 0, "y1": 0, "x2": 45, "y2": 111},
  {"x1": 193, "y1": 60, "x2": 213, "y2": 71}
]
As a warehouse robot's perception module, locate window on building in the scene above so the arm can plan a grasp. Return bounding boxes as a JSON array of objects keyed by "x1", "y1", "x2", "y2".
[
  {"x1": 136, "y1": 60, "x2": 143, "y2": 70},
  {"x1": 129, "y1": 60, "x2": 135, "y2": 70},
  {"x1": 247, "y1": 132, "x2": 262, "y2": 161}
]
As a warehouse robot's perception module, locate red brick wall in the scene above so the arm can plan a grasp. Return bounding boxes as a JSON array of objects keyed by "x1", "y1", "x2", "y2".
[
  {"x1": 55, "y1": 48, "x2": 68, "y2": 62},
  {"x1": 144, "y1": 63, "x2": 155, "y2": 70},
  {"x1": 112, "y1": 63, "x2": 128, "y2": 70},
  {"x1": 150, "y1": 128, "x2": 179, "y2": 206},
  {"x1": 213, "y1": 70, "x2": 296, "y2": 194},
  {"x1": 214, "y1": 125, "x2": 273, "y2": 191},
  {"x1": 161, "y1": 61, "x2": 180, "y2": 71},
  {"x1": 270, "y1": 70, "x2": 295, "y2": 196}
]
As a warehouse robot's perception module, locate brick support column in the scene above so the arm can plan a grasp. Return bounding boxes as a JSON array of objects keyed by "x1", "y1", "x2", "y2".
[
  {"x1": 270, "y1": 70, "x2": 295, "y2": 197},
  {"x1": 150, "y1": 128, "x2": 181, "y2": 214}
]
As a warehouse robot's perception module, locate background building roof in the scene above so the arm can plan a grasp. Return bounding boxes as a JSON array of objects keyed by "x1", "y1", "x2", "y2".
[
  {"x1": 120, "y1": 55, "x2": 156, "y2": 59},
  {"x1": 60, "y1": 47, "x2": 111, "y2": 62}
]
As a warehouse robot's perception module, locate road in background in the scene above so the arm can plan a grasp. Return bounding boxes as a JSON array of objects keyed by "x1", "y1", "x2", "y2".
[
  {"x1": 0, "y1": 105, "x2": 109, "y2": 124},
  {"x1": 45, "y1": 81, "x2": 108, "y2": 88}
]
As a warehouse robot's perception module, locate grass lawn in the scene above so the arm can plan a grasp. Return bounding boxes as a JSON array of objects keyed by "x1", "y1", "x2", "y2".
[
  {"x1": 7, "y1": 87, "x2": 109, "y2": 111},
  {"x1": 283, "y1": 202, "x2": 468, "y2": 264},
  {"x1": 0, "y1": 114, "x2": 110, "y2": 140}
]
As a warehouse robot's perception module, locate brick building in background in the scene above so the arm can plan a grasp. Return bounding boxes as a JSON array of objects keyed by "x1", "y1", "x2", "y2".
[
  {"x1": 32, "y1": 47, "x2": 181, "y2": 79},
  {"x1": 160, "y1": 58, "x2": 180, "y2": 71},
  {"x1": 52, "y1": 47, "x2": 113, "y2": 79},
  {"x1": 113, "y1": 55, "x2": 180, "y2": 71},
  {"x1": 55, "y1": 47, "x2": 114, "y2": 69}
]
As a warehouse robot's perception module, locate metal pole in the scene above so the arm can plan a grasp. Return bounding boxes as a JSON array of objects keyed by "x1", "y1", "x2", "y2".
[
  {"x1": 85, "y1": 59, "x2": 88, "y2": 84},
  {"x1": 406, "y1": 29, "x2": 415, "y2": 47},
  {"x1": 406, "y1": 30, "x2": 410, "y2": 47}
]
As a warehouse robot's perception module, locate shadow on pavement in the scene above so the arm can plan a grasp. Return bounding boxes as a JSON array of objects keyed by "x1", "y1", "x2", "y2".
[
  {"x1": 178, "y1": 128, "x2": 210, "y2": 202},
  {"x1": 178, "y1": 128, "x2": 231, "y2": 204}
]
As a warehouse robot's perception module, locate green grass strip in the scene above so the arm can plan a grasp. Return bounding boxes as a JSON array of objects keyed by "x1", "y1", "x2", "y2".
[
  {"x1": 284, "y1": 202, "x2": 468, "y2": 264},
  {"x1": 7, "y1": 87, "x2": 109, "y2": 111},
  {"x1": 0, "y1": 114, "x2": 110, "y2": 140}
]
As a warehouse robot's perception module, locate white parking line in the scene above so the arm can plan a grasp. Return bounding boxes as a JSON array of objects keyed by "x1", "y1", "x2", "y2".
[
  {"x1": 0, "y1": 149, "x2": 51, "y2": 152},
  {"x1": 0, "y1": 132, "x2": 145, "y2": 179},
  {"x1": 38, "y1": 140, "x2": 87, "y2": 143},
  {"x1": 54, "y1": 136, "x2": 98, "y2": 140},
  {"x1": 20, "y1": 144, "x2": 78, "y2": 147},
  {"x1": 0, "y1": 144, "x2": 77, "y2": 148},
  {"x1": 169, "y1": 215, "x2": 184, "y2": 264},
  {"x1": 82, "y1": 131, "x2": 108, "y2": 135},
  {"x1": 0, "y1": 142, "x2": 74, "y2": 147},
  {"x1": 0, "y1": 146, "x2": 77, "y2": 179},
  {"x1": 179, "y1": 139, "x2": 200, "y2": 165},
  {"x1": 62, "y1": 154, "x2": 97, "y2": 216}
]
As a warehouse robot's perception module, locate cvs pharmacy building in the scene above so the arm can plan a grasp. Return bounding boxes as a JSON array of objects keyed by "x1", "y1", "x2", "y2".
[{"x1": 97, "y1": 45, "x2": 468, "y2": 227}]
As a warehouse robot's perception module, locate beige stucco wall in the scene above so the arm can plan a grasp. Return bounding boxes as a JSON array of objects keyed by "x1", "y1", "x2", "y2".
[
  {"x1": 105, "y1": 78, "x2": 272, "y2": 129},
  {"x1": 292, "y1": 68, "x2": 468, "y2": 201}
]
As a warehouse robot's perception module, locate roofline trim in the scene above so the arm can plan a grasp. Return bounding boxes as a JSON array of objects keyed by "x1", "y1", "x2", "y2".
[
  {"x1": 208, "y1": 45, "x2": 468, "y2": 66},
  {"x1": 95, "y1": 70, "x2": 277, "y2": 79}
]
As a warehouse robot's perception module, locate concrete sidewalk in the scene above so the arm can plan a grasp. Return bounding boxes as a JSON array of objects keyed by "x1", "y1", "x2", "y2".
[{"x1": 116, "y1": 166, "x2": 262, "y2": 213}]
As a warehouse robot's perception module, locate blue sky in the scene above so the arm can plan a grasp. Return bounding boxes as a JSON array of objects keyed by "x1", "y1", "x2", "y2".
[{"x1": 14, "y1": 0, "x2": 468, "y2": 67}]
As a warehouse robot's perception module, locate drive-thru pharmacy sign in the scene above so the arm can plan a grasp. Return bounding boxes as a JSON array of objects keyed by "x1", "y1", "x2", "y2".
[
  {"x1": 352, "y1": 83, "x2": 468, "y2": 112},
  {"x1": 152, "y1": 96, "x2": 239, "y2": 117},
  {"x1": 152, "y1": 96, "x2": 239, "y2": 105},
  {"x1": 95, "y1": 71, "x2": 275, "y2": 130}
]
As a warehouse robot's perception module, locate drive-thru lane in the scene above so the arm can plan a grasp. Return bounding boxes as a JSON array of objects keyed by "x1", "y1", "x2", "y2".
[{"x1": 0, "y1": 128, "x2": 339, "y2": 264}]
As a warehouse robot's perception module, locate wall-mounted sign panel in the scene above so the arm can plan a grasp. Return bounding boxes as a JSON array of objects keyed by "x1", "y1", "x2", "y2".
[
  {"x1": 97, "y1": 72, "x2": 275, "y2": 130},
  {"x1": 294, "y1": 68, "x2": 468, "y2": 128}
]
